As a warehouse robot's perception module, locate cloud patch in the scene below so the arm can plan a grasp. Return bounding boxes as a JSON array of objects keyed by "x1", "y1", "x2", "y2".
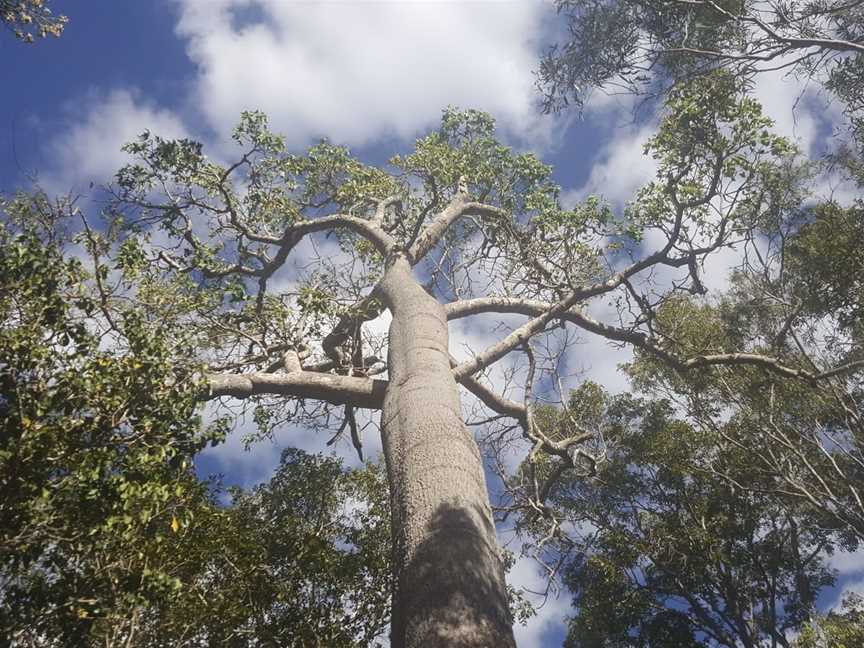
[
  {"x1": 174, "y1": 0, "x2": 554, "y2": 148},
  {"x1": 43, "y1": 89, "x2": 188, "y2": 195},
  {"x1": 563, "y1": 122, "x2": 659, "y2": 208}
]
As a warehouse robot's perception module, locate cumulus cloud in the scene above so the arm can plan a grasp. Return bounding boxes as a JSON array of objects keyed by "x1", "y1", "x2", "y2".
[
  {"x1": 43, "y1": 89, "x2": 189, "y2": 195},
  {"x1": 564, "y1": 122, "x2": 659, "y2": 208},
  {"x1": 173, "y1": 0, "x2": 555, "y2": 148}
]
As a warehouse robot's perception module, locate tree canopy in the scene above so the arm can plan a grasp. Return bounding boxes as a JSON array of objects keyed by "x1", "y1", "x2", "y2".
[
  {"x1": 518, "y1": 388, "x2": 843, "y2": 647},
  {"x1": 540, "y1": 1, "x2": 864, "y2": 149},
  {"x1": 0, "y1": 194, "x2": 391, "y2": 646},
  {"x1": 509, "y1": 91, "x2": 864, "y2": 643}
]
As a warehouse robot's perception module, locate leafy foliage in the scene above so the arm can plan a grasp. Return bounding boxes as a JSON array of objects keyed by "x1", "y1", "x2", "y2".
[
  {"x1": 794, "y1": 594, "x2": 864, "y2": 648},
  {"x1": 125, "y1": 450, "x2": 392, "y2": 648},
  {"x1": 0, "y1": 193, "x2": 214, "y2": 643},
  {"x1": 0, "y1": 194, "x2": 391, "y2": 646},
  {"x1": 528, "y1": 393, "x2": 837, "y2": 648},
  {"x1": 540, "y1": 0, "x2": 864, "y2": 125},
  {"x1": 786, "y1": 201, "x2": 864, "y2": 331}
]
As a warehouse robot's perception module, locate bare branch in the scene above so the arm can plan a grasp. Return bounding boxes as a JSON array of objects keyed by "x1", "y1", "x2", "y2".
[
  {"x1": 206, "y1": 370, "x2": 387, "y2": 409},
  {"x1": 451, "y1": 354, "x2": 527, "y2": 422},
  {"x1": 446, "y1": 297, "x2": 864, "y2": 383}
]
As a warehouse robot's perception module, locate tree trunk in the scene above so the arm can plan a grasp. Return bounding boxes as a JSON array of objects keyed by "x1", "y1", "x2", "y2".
[{"x1": 379, "y1": 255, "x2": 516, "y2": 648}]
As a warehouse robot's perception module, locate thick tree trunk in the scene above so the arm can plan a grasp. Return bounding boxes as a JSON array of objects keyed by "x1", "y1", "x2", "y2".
[{"x1": 379, "y1": 255, "x2": 516, "y2": 648}]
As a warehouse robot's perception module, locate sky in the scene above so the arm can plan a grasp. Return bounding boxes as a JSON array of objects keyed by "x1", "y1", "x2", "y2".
[{"x1": 1, "y1": 1, "x2": 861, "y2": 646}]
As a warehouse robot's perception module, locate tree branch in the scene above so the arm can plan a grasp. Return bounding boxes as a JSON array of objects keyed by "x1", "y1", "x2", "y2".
[
  {"x1": 408, "y1": 196, "x2": 508, "y2": 262},
  {"x1": 450, "y1": 354, "x2": 527, "y2": 422},
  {"x1": 206, "y1": 370, "x2": 387, "y2": 409},
  {"x1": 445, "y1": 297, "x2": 864, "y2": 383}
]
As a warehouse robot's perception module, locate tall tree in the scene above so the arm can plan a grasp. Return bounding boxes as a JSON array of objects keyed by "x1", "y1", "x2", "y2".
[{"x1": 100, "y1": 73, "x2": 860, "y2": 646}]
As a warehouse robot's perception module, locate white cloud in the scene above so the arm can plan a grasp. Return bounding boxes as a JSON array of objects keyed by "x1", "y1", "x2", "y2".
[
  {"x1": 827, "y1": 552, "x2": 864, "y2": 611},
  {"x1": 747, "y1": 52, "x2": 862, "y2": 163},
  {"x1": 43, "y1": 89, "x2": 188, "y2": 195},
  {"x1": 828, "y1": 546, "x2": 864, "y2": 578},
  {"x1": 173, "y1": 0, "x2": 556, "y2": 148},
  {"x1": 751, "y1": 67, "x2": 828, "y2": 157},
  {"x1": 507, "y1": 552, "x2": 571, "y2": 647},
  {"x1": 564, "y1": 122, "x2": 658, "y2": 208}
]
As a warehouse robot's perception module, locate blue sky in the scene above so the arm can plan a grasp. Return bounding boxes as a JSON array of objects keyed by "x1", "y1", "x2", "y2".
[{"x1": 2, "y1": 1, "x2": 861, "y2": 645}]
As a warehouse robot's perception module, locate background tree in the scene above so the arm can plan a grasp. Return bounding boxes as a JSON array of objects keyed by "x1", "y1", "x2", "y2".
[
  {"x1": 516, "y1": 390, "x2": 837, "y2": 648},
  {"x1": 793, "y1": 594, "x2": 864, "y2": 648},
  {"x1": 535, "y1": 4, "x2": 864, "y2": 640},
  {"x1": 539, "y1": 0, "x2": 863, "y2": 147},
  {"x1": 0, "y1": 194, "x2": 390, "y2": 647},
  {"x1": 121, "y1": 449, "x2": 391, "y2": 648},
  {"x1": 94, "y1": 71, "x2": 862, "y2": 647},
  {"x1": 508, "y1": 142, "x2": 864, "y2": 645},
  {"x1": 0, "y1": 192, "x2": 214, "y2": 644},
  {"x1": 624, "y1": 192, "x2": 864, "y2": 542}
]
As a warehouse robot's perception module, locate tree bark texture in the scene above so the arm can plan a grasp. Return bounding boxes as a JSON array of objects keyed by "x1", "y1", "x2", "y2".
[{"x1": 379, "y1": 255, "x2": 516, "y2": 648}]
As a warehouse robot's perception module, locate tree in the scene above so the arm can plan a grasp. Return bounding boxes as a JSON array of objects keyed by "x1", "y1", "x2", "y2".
[
  {"x1": 518, "y1": 390, "x2": 837, "y2": 648},
  {"x1": 622, "y1": 193, "x2": 864, "y2": 544},
  {"x1": 0, "y1": 192, "x2": 214, "y2": 644},
  {"x1": 0, "y1": 194, "x2": 391, "y2": 646},
  {"x1": 507, "y1": 163, "x2": 864, "y2": 645},
  {"x1": 99, "y1": 70, "x2": 862, "y2": 646},
  {"x1": 1, "y1": 0, "x2": 66, "y2": 43},
  {"x1": 534, "y1": 8, "x2": 864, "y2": 640},
  {"x1": 116, "y1": 449, "x2": 392, "y2": 647},
  {"x1": 794, "y1": 594, "x2": 864, "y2": 648},
  {"x1": 539, "y1": 1, "x2": 864, "y2": 145}
]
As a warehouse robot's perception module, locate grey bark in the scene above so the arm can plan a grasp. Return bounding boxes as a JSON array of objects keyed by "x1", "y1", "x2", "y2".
[
  {"x1": 207, "y1": 371, "x2": 386, "y2": 408},
  {"x1": 379, "y1": 255, "x2": 515, "y2": 648}
]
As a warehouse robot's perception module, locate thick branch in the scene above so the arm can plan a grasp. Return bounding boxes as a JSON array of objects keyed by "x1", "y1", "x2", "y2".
[
  {"x1": 206, "y1": 371, "x2": 387, "y2": 409},
  {"x1": 408, "y1": 196, "x2": 508, "y2": 262},
  {"x1": 287, "y1": 213, "x2": 396, "y2": 257},
  {"x1": 451, "y1": 298, "x2": 571, "y2": 380},
  {"x1": 253, "y1": 213, "x2": 395, "y2": 284},
  {"x1": 450, "y1": 354, "x2": 527, "y2": 422},
  {"x1": 154, "y1": 212, "x2": 396, "y2": 283}
]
